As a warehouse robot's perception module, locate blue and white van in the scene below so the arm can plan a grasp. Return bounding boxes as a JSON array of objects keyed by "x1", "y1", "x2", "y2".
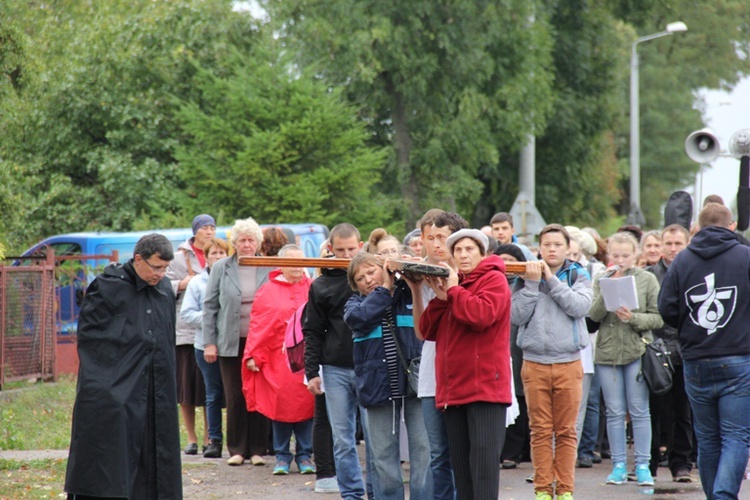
[
  {"x1": 19, "y1": 223, "x2": 329, "y2": 336},
  {"x1": 21, "y1": 223, "x2": 329, "y2": 264}
]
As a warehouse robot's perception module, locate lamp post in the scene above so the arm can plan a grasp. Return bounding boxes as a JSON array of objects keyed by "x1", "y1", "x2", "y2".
[{"x1": 628, "y1": 21, "x2": 688, "y2": 226}]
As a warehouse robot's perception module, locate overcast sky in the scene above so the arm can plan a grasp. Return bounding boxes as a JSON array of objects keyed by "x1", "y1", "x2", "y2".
[{"x1": 688, "y1": 76, "x2": 750, "y2": 215}]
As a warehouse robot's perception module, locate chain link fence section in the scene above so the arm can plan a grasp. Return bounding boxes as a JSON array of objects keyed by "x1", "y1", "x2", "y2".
[{"x1": 1, "y1": 252, "x2": 56, "y2": 388}]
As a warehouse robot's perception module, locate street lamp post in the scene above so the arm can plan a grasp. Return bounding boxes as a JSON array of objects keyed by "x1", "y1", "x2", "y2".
[{"x1": 628, "y1": 21, "x2": 688, "y2": 226}]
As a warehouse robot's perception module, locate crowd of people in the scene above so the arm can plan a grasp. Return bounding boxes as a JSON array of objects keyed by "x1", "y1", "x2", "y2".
[{"x1": 64, "y1": 199, "x2": 750, "y2": 500}]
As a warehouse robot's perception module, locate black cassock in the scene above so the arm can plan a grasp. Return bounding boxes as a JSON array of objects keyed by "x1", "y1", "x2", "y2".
[{"x1": 65, "y1": 261, "x2": 182, "y2": 499}]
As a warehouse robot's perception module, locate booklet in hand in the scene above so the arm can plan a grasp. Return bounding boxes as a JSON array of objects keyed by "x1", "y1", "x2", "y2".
[{"x1": 598, "y1": 275, "x2": 639, "y2": 312}]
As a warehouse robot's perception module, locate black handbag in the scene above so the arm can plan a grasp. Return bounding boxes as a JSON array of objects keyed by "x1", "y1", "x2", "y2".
[
  {"x1": 638, "y1": 337, "x2": 674, "y2": 395},
  {"x1": 387, "y1": 312, "x2": 419, "y2": 397}
]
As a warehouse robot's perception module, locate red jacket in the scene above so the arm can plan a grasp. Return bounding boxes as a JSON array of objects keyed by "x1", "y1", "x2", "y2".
[
  {"x1": 242, "y1": 270, "x2": 313, "y2": 422},
  {"x1": 420, "y1": 255, "x2": 512, "y2": 408}
]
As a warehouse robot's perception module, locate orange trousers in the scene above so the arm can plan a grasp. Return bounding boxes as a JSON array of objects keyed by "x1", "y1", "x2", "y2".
[{"x1": 521, "y1": 359, "x2": 583, "y2": 496}]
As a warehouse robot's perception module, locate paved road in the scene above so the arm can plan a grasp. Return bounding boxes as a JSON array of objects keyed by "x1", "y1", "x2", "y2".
[{"x1": 0, "y1": 447, "x2": 715, "y2": 499}]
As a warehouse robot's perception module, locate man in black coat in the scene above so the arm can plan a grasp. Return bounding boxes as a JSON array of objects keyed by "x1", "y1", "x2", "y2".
[
  {"x1": 646, "y1": 224, "x2": 694, "y2": 482},
  {"x1": 303, "y1": 223, "x2": 366, "y2": 498},
  {"x1": 65, "y1": 234, "x2": 182, "y2": 500}
]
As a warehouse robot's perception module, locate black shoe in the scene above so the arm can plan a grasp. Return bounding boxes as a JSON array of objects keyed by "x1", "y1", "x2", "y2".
[
  {"x1": 673, "y1": 469, "x2": 693, "y2": 483},
  {"x1": 576, "y1": 456, "x2": 593, "y2": 468},
  {"x1": 203, "y1": 440, "x2": 222, "y2": 458},
  {"x1": 184, "y1": 443, "x2": 198, "y2": 455},
  {"x1": 591, "y1": 452, "x2": 602, "y2": 464},
  {"x1": 501, "y1": 460, "x2": 518, "y2": 469},
  {"x1": 600, "y1": 450, "x2": 611, "y2": 459}
]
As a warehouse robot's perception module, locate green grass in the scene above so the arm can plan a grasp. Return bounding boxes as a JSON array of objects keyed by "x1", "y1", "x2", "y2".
[
  {"x1": 0, "y1": 374, "x2": 211, "y2": 451},
  {"x1": 0, "y1": 458, "x2": 67, "y2": 498},
  {"x1": 0, "y1": 375, "x2": 217, "y2": 497},
  {"x1": 0, "y1": 375, "x2": 76, "y2": 451}
]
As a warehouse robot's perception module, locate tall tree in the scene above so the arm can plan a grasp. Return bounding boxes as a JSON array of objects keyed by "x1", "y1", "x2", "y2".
[
  {"x1": 173, "y1": 49, "x2": 390, "y2": 231},
  {"x1": 478, "y1": 0, "x2": 629, "y2": 228},
  {"x1": 261, "y1": 0, "x2": 556, "y2": 229},
  {"x1": 0, "y1": 1, "x2": 257, "y2": 247},
  {"x1": 613, "y1": 0, "x2": 750, "y2": 226}
]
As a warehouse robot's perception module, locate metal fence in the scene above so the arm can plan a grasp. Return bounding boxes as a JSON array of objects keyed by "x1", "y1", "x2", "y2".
[
  {"x1": 0, "y1": 252, "x2": 56, "y2": 388},
  {"x1": 0, "y1": 249, "x2": 119, "y2": 388}
]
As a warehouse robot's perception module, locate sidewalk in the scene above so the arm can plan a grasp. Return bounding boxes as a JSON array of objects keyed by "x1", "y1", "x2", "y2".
[{"x1": 0, "y1": 446, "x2": 711, "y2": 499}]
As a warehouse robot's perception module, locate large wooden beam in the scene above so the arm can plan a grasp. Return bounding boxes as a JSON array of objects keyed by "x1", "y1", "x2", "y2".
[{"x1": 238, "y1": 257, "x2": 527, "y2": 276}]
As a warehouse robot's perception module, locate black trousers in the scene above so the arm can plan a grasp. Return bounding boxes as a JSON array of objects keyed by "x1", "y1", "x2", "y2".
[
  {"x1": 444, "y1": 402, "x2": 507, "y2": 500},
  {"x1": 313, "y1": 393, "x2": 336, "y2": 479},
  {"x1": 218, "y1": 337, "x2": 270, "y2": 458},
  {"x1": 501, "y1": 395, "x2": 530, "y2": 463},
  {"x1": 649, "y1": 364, "x2": 694, "y2": 476}
]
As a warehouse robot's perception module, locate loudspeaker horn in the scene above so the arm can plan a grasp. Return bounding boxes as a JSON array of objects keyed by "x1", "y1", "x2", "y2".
[{"x1": 685, "y1": 128, "x2": 720, "y2": 163}]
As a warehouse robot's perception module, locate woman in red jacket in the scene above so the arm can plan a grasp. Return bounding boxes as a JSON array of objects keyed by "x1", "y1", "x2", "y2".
[
  {"x1": 242, "y1": 244, "x2": 315, "y2": 476},
  {"x1": 420, "y1": 228, "x2": 512, "y2": 500}
]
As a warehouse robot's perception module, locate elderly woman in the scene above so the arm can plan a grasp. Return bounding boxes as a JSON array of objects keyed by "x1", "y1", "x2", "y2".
[
  {"x1": 403, "y1": 228, "x2": 423, "y2": 257},
  {"x1": 203, "y1": 217, "x2": 272, "y2": 466},
  {"x1": 420, "y1": 228, "x2": 512, "y2": 500},
  {"x1": 242, "y1": 244, "x2": 315, "y2": 476},
  {"x1": 180, "y1": 237, "x2": 231, "y2": 458},
  {"x1": 343, "y1": 252, "x2": 431, "y2": 500}
]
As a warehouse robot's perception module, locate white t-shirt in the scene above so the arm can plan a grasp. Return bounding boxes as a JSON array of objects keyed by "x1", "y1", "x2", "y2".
[
  {"x1": 417, "y1": 284, "x2": 437, "y2": 398},
  {"x1": 417, "y1": 284, "x2": 436, "y2": 398}
]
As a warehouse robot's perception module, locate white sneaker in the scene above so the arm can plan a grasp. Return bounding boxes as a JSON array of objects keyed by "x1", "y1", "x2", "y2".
[{"x1": 314, "y1": 477, "x2": 340, "y2": 494}]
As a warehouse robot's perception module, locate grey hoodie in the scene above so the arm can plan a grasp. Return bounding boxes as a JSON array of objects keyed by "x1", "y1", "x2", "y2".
[{"x1": 512, "y1": 261, "x2": 592, "y2": 364}]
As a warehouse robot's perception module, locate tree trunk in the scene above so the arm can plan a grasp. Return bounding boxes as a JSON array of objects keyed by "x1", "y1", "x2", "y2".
[{"x1": 385, "y1": 76, "x2": 419, "y2": 230}]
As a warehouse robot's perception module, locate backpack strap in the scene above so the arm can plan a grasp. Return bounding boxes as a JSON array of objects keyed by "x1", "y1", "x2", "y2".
[
  {"x1": 179, "y1": 248, "x2": 195, "y2": 277},
  {"x1": 567, "y1": 267, "x2": 578, "y2": 287}
]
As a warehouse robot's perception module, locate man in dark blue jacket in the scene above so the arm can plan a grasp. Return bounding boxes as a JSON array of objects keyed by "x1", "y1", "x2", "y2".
[{"x1": 658, "y1": 203, "x2": 750, "y2": 500}]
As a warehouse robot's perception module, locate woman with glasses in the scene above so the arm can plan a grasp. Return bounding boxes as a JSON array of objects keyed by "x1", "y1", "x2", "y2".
[
  {"x1": 203, "y1": 217, "x2": 272, "y2": 467},
  {"x1": 367, "y1": 228, "x2": 402, "y2": 259}
]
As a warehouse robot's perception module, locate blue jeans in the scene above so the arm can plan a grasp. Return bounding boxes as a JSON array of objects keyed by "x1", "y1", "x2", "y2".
[
  {"x1": 322, "y1": 365, "x2": 366, "y2": 499},
  {"x1": 597, "y1": 360, "x2": 651, "y2": 466},
  {"x1": 578, "y1": 371, "x2": 601, "y2": 459},
  {"x1": 366, "y1": 397, "x2": 433, "y2": 500},
  {"x1": 361, "y1": 406, "x2": 374, "y2": 500},
  {"x1": 195, "y1": 348, "x2": 224, "y2": 441},
  {"x1": 422, "y1": 397, "x2": 456, "y2": 500},
  {"x1": 272, "y1": 418, "x2": 313, "y2": 465},
  {"x1": 684, "y1": 355, "x2": 750, "y2": 500}
]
